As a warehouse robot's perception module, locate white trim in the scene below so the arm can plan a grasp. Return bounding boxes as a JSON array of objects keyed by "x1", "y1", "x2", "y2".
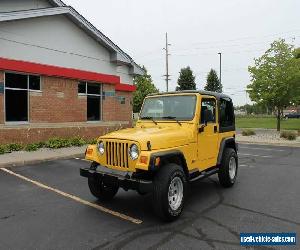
[
  {"x1": 0, "y1": 7, "x2": 70, "y2": 22},
  {"x1": 4, "y1": 121, "x2": 30, "y2": 125}
]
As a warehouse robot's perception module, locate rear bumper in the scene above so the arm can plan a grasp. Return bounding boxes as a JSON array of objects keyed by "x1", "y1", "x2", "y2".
[{"x1": 80, "y1": 165, "x2": 153, "y2": 193}]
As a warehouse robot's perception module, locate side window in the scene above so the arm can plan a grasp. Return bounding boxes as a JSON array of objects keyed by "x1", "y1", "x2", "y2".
[
  {"x1": 201, "y1": 98, "x2": 216, "y2": 124},
  {"x1": 220, "y1": 98, "x2": 234, "y2": 127}
]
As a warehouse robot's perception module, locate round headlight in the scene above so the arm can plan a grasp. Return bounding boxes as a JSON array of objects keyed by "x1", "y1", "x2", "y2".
[
  {"x1": 97, "y1": 141, "x2": 105, "y2": 154},
  {"x1": 129, "y1": 144, "x2": 139, "y2": 160}
]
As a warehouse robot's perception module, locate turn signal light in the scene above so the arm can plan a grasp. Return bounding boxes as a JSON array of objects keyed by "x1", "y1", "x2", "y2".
[
  {"x1": 140, "y1": 156, "x2": 148, "y2": 164},
  {"x1": 86, "y1": 148, "x2": 93, "y2": 155}
]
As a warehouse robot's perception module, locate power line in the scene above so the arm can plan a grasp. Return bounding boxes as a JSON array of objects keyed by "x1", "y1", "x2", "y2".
[
  {"x1": 0, "y1": 36, "x2": 111, "y2": 63},
  {"x1": 175, "y1": 29, "x2": 300, "y2": 48}
]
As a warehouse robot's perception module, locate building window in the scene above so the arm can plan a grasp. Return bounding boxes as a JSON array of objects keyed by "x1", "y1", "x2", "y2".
[
  {"x1": 4, "y1": 72, "x2": 41, "y2": 122},
  {"x1": 29, "y1": 75, "x2": 41, "y2": 90},
  {"x1": 78, "y1": 81, "x2": 102, "y2": 121},
  {"x1": 78, "y1": 81, "x2": 86, "y2": 94}
]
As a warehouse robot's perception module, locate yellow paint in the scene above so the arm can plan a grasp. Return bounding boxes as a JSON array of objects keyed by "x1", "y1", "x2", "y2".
[
  {"x1": 86, "y1": 92, "x2": 235, "y2": 173},
  {"x1": 0, "y1": 168, "x2": 142, "y2": 224}
]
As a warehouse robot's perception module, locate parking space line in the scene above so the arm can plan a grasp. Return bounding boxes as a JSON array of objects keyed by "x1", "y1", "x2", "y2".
[
  {"x1": 239, "y1": 153, "x2": 272, "y2": 158},
  {"x1": 75, "y1": 157, "x2": 91, "y2": 162},
  {"x1": 0, "y1": 168, "x2": 142, "y2": 225},
  {"x1": 239, "y1": 146, "x2": 284, "y2": 152}
]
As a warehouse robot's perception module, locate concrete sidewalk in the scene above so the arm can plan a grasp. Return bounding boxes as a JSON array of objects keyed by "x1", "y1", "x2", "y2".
[{"x1": 0, "y1": 146, "x2": 87, "y2": 168}]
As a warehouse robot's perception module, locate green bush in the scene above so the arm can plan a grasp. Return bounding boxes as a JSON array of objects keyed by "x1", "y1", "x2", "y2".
[
  {"x1": 280, "y1": 131, "x2": 297, "y2": 140},
  {"x1": 7, "y1": 143, "x2": 23, "y2": 152},
  {"x1": 0, "y1": 137, "x2": 90, "y2": 155},
  {"x1": 25, "y1": 143, "x2": 40, "y2": 152},
  {"x1": 45, "y1": 137, "x2": 72, "y2": 149},
  {"x1": 87, "y1": 138, "x2": 97, "y2": 144},
  {"x1": 68, "y1": 137, "x2": 86, "y2": 147},
  {"x1": 242, "y1": 129, "x2": 256, "y2": 136},
  {"x1": 0, "y1": 145, "x2": 10, "y2": 155}
]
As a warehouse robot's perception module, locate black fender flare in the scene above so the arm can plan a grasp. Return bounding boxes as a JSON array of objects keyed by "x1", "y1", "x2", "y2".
[
  {"x1": 149, "y1": 150, "x2": 188, "y2": 175},
  {"x1": 217, "y1": 137, "x2": 238, "y2": 165}
]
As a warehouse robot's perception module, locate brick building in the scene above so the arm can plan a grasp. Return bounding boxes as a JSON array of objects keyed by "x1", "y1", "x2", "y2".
[{"x1": 0, "y1": 0, "x2": 144, "y2": 144}]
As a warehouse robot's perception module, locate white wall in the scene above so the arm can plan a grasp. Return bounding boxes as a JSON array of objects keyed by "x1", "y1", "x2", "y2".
[
  {"x1": 0, "y1": 15, "x2": 133, "y2": 84},
  {"x1": 0, "y1": 0, "x2": 51, "y2": 12}
]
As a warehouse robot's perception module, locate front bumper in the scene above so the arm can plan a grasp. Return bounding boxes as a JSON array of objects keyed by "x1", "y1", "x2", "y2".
[{"x1": 80, "y1": 165, "x2": 153, "y2": 193}]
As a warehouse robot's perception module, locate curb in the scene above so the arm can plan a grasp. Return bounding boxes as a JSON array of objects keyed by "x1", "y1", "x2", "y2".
[
  {"x1": 237, "y1": 141, "x2": 300, "y2": 148},
  {"x1": 0, "y1": 153, "x2": 85, "y2": 168}
]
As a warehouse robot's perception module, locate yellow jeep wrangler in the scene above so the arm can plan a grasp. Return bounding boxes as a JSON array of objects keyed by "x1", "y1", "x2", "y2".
[{"x1": 80, "y1": 91, "x2": 238, "y2": 221}]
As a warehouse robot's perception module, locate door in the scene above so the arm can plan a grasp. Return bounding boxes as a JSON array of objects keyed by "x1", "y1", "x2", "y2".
[{"x1": 197, "y1": 96, "x2": 219, "y2": 170}]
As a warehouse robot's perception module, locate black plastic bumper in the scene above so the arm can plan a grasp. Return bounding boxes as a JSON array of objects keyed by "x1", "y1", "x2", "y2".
[{"x1": 80, "y1": 165, "x2": 153, "y2": 193}]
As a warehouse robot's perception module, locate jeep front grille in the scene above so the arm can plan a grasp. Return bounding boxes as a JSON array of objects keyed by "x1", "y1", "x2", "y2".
[{"x1": 105, "y1": 141, "x2": 129, "y2": 168}]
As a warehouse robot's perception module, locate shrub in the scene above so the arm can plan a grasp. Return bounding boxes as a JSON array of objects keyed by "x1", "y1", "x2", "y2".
[
  {"x1": 69, "y1": 137, "x2": 86, "y2": 147},
  {"x1": 242, "y1": 129, "x2": 256, "y2": 136},
  {"x1": 280, "y1": 131, "x2": 297, "y2": 140},
  {"x1": 7, "y1": 143, "x2": 23, "y2": 152},
  {"x1": 0, "y1": 145, "x2": 10, "y2": 155},
  {"x1": 36, "y1": 141, "x2": 46, "y2": 148},
  {"x1": 25, "y1": 143, "x2": 40, "y2": 152},
  {"x1": 45, "y1": 138, "x2": 71, "y2": 149},
  {"x1": 87, "y1": 138, "x2": 97, "y2": 144}
]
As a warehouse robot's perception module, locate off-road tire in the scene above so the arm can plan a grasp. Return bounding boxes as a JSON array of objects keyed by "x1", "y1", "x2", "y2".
[
  {"x1": 88, "y1": 163, "x2": 119, "y2": 201},
  {"x1": 218, "y1": 148, "x2": 238, "y2": 188},
  {"x1": 152, "y1": 163, "x2": 186, "y2": 222}
]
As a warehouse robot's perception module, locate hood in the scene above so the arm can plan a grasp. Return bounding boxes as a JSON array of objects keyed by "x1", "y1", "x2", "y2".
[{"x1": 101, "y1": 125, "x2": 195, "y2": 150}]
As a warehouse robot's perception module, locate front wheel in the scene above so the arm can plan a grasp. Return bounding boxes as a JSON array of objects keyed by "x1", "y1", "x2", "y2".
[
  {"x1": 218, "y1": 148, "x2": 238, "y2": 188},
  {"x1": 152, "y1": 163, "x2": 186, "y2": 222}
]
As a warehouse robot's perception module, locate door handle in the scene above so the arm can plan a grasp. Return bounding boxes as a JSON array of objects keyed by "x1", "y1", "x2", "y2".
[{"x1": 214, "y1": 125, "x2": 218, "y2": 133}]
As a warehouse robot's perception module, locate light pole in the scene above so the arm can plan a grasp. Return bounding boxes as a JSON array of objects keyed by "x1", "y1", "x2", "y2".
[{"x1": 218, "y1": 52, "x2": 222, "y2": 85}]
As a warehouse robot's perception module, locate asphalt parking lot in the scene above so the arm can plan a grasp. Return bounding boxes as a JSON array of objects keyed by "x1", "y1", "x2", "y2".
[{"x1": 0, "y1": 143, "x2": 299, "y2": 250}]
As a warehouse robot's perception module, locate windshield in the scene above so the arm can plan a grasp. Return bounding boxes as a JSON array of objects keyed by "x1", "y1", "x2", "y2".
[{"x1": 140, "y1": 95, "x2": 197, "y2": 121}]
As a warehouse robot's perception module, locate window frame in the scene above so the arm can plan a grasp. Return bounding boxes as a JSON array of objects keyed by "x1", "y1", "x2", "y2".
[
  {"x1": 219, "y1": 97, "x2": 235, "y2": 132},
  {"x1": 200, "y1": 97, "x2": 217, "y2": 124},
  {"x1": 3, "y1": 71, "x2": 41, "y2": 124},
  {"x1": 78, "y1": 81, "x2": 103, "y2": 121},
  {"x1": 140, "y1": 94, "x2": 197, "y2": 121}
]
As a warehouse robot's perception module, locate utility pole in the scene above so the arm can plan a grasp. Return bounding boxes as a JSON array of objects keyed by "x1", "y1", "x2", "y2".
[
  {"x1": 218, "y1": 52, "x2": 222, "y2": 87},
  {"x1": 163, "y1": 32, "x2": 171, "y2": 92}
]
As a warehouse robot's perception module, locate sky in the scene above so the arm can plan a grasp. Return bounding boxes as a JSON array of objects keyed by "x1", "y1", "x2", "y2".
[{"x1": 63, "y1": 0, "x2": 300, "y2": 105}]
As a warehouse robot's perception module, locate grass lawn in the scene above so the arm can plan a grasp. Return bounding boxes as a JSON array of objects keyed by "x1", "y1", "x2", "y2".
[{"x1": 236, "y1": 117, "x2": 300, "y2": 130}]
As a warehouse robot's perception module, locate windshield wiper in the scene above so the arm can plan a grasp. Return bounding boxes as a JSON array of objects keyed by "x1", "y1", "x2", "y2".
[
  {"x1": 162, "y1": 116, "x2": 182, "y2": 126},
  {"x1": 140, "y1": 116, "x2": 157, "y2": 125}
]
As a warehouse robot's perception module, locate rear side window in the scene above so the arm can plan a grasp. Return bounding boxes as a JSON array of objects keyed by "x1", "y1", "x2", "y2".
[{"x1": 219, "y1": 98, "x2": 234, "y2": 130}]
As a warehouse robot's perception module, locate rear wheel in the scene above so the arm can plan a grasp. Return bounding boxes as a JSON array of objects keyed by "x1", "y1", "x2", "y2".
[
  {"x1": 88, "y1": 163, "x2": 119, "y2": 201},
  {"x1": 152, "y1": 164, "x2": 186, "y2": 221},
  {"x1": 218, "y1": 148, "x2": 238, "y2": 188}
]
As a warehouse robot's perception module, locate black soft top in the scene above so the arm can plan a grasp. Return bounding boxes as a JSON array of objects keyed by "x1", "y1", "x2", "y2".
[{"x1": 147, "y1": 90, "x2": 232, "y2": 101}]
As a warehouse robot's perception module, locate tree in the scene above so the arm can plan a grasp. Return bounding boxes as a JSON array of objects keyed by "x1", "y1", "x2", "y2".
[
  {"x1": 204, "y1": 69, "x2": 222, "y2": 93},
  {"x1": 291, "y1": 47, "x2": 300, "y2": 105},
  {"x1": 295, "y1": 47, "x2": 300, "y2": 59},
  {"x1": 176, "y1": 66, "x2": 196, "y2": 91},
  {"x1": 247, "y1": 39, "x2": 299, "y2": 131},
  {"x1": 133, "y1": 66, "x2": 158, "y2": 112}
]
